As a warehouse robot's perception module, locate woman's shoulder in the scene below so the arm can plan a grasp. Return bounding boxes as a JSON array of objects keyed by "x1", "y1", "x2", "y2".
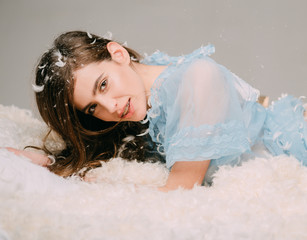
[{"x1": 141, "y1": 44, "x2": 216, "y2": 66}]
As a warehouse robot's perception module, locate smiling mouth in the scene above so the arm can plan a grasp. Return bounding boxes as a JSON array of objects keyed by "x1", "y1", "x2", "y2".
[{"x1": 121, "y1": 99, "x2": 130, "y2": 118}]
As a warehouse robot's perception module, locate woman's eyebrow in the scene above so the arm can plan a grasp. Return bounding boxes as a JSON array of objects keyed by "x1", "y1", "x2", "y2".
[{"x1": 81, "y1": 72, "x2": 105, "y2": 113}]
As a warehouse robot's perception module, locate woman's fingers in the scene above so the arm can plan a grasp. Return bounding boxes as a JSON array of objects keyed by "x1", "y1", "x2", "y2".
[{"x1": 5, "y1": 147, "x2": 50, "y2": 166}]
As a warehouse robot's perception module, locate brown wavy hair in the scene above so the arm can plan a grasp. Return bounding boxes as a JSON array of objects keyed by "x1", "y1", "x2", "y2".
[{"x1": 33, "y1": 31, "x2": 163, "y2": 177}]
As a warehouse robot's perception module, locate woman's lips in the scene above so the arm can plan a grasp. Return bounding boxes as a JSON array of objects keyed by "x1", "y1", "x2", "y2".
[
  {"x1": 120, "y1": 99, "x2": 130, "y2": 118},
  {"x1": 121, "y1": 98, "x2": 134, "y2": 119}
]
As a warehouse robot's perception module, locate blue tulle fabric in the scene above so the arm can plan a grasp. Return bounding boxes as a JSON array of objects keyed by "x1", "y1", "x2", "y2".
[
  {"x1": 263, "y1": 95, "x2": 307, "y2": 164},
  {"x1": 142, "y1": 46, "x2": 307, "y2": 178}
]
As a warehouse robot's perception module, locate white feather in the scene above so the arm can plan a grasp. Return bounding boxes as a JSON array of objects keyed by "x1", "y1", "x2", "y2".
[
  {"x1": 283, "y1": 142, "x2": 292, "y2": 150},
  {"x1": 103, "y1": 31, "x2": 113, "y2": 40},
  {"x1": 47, "y1": 155, "x2": 56, "y2": 165},
  {"x1": 87, "y1": 31, "x2": 93, "y2": 39},
  {"x1": 131, "y1": 56, "x2": 138, "y2": 61},
  {"x1": 293, "y1": 103, "x2": 300, "y2": 112},
  {"x1": 38, "y1": 64, "x2": 46, "y2": 69},
  {"x1": 140, "y1": 115, "x2": 149, "y2": 124},
  {"x1": 273, "y1": 131, "x2": 282, "y2": 140},
  {"x1": 136, "y1": 128, "x2": 149, "y2": 136},
  {"x1": 54, "y1": 50, "x2": 66, "y2": 67},
  {"x1": 32, "y1": 84, "x2": 44, "y2": 92},
  {"x1": 55, "y1": 61, "x2": 66, "y2": 67},
  {"x1": 177, "y1": 57, "x2": 185, "y2": 65}
]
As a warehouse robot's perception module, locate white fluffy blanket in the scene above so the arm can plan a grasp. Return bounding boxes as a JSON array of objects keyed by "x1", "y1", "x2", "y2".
[{"x1": 1, "y1": 105, "x2": 307, "y2": 240}]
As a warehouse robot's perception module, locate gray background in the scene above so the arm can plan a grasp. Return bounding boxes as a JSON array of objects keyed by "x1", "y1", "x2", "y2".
[{"x1": 0, "y1": 0, "x2": 306, "y2": 115}]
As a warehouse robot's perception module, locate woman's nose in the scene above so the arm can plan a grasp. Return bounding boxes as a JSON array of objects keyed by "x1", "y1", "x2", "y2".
[{"x1": 101, "y1": 97, "x2": 118, "y2": 114}]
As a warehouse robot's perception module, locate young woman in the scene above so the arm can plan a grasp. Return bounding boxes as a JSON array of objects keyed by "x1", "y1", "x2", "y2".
[{"x1": 7, "y1": 31, "x2": 307, "y2": 191}]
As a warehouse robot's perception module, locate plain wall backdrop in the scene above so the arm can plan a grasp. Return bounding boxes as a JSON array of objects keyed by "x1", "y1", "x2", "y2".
[{"x1": 0, "y1": 0, "x2": 306, "y2": 115}]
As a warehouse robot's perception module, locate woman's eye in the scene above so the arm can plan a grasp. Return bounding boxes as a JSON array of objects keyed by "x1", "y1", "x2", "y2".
[
  {"x1": 88, "y1": 104, "x2": 97, "y2": 115},
  {"x1": 99, "y1": 79, "x2": 108, "y2": 91}
]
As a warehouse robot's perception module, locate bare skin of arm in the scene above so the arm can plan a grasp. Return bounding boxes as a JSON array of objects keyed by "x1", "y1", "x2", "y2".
[
  {"x1": 158, "y1": 160, "x2": 210, "y2": 192},
  {"x1": 158, "y1": 100, "x2": 307, "y2": 192},
  {"x1": 5, "y1": 147, "x2": 210, "y2": 191}
]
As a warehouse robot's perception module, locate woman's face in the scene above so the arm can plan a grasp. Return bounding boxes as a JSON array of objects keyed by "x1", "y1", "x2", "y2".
[{"x1": 73, "y1": 59, "x2": 148, "y2": 122}]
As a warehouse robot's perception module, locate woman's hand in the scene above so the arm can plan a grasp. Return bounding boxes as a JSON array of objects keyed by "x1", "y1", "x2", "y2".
[
  {"x1": 5, "y1": 147, "x2": 51, "y2": 166},
  {"x1": 158, "y1": 160, "x2": 210, "y2": 192}
]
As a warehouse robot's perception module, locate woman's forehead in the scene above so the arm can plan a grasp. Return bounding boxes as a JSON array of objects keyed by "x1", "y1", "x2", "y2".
[{"x1": 74, "y1": 62, "x2": 101, "y2": 79}]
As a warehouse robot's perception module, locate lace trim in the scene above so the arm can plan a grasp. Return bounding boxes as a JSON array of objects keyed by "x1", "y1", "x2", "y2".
[
  {"x1": 165, "y1": 120, "x2": 250, "y2": 167},
  {"x1": 263, "y1": 95, "x2": 307, "y2": 164}
]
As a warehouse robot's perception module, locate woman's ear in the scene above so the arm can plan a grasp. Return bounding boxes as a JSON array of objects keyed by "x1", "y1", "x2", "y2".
[{"x1": 106, "y1": 42, "x2": 130, "y2": 65}]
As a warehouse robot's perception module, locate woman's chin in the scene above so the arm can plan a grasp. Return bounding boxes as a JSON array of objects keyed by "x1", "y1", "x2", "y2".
[{"x1": 129, "y1": 111, "x2": 147, "y2": 122}]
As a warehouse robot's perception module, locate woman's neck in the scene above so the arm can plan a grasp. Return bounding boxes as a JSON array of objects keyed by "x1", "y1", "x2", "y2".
[{"x1": 132, "y1": 62, "x2": 167, "y2": 94}]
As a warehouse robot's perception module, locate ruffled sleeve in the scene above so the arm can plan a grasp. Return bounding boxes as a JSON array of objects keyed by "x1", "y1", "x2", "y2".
[{"x1": 146, "y1": 46, "x2": 263, "y2": 169}]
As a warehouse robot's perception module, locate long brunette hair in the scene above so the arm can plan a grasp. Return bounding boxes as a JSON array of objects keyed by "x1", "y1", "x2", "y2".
[{"x1": 34, "y1": 31, "x2": 162, "y2": 177}]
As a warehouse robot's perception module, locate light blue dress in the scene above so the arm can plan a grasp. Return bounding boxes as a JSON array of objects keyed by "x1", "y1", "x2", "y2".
[{"x1": 142, "y1": 45, "x2": 307, "y2": 184}]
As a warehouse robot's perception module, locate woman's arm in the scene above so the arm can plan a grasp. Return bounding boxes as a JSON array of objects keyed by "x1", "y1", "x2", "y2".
[
  {"x1": 158, "y1": 160, "x2": 210, "y2": 192},
  {"x1": 5, "y1": 147, "x2": 51, "y2": 166}
]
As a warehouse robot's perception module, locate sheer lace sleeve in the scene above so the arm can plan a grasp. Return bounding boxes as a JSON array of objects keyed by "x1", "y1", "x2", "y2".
[
  {"x1": 164, "y1": 57, "x2": 252, "y2": 168},
  {"x1": 147, "y1": 47, "x2": 264, "y2": 169}
]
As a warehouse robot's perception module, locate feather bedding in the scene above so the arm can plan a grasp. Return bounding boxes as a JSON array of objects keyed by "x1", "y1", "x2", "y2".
[{"x1": 0, "y1": 104, "x2": 307, "y2": 240}]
